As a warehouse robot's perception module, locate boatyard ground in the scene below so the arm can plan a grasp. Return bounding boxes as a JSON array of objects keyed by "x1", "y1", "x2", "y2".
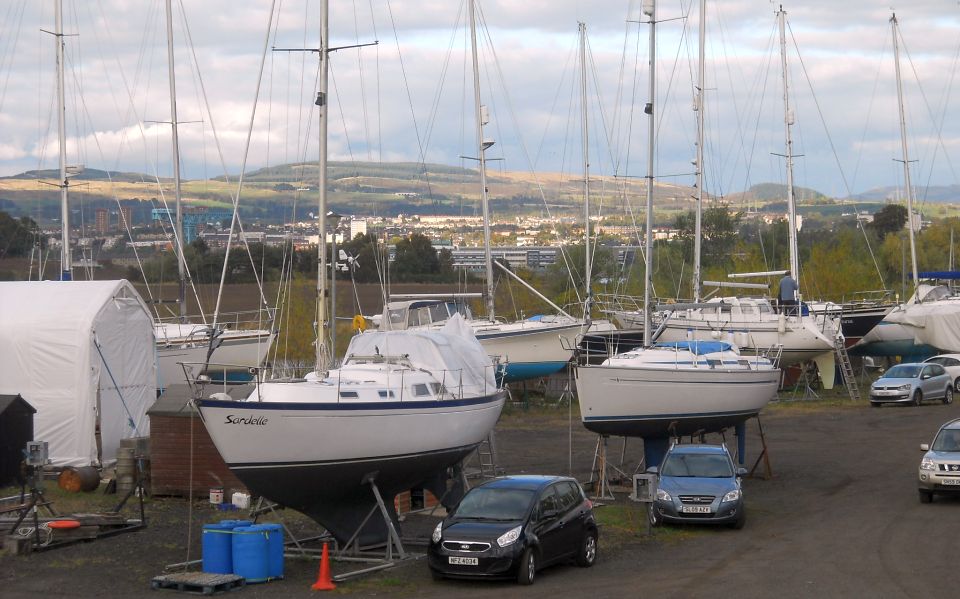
[{"x1": 3, "y1": 395, "x2": 959, "y2": 598}]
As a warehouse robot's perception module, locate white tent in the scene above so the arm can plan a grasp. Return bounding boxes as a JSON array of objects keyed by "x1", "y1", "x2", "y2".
[{"x1": 0, "y1": 280, "x2": 155, "y2": 467}]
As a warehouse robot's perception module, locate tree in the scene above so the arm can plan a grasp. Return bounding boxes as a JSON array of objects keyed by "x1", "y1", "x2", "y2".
[
  {"x1": 0, "y1": 212, "x2": 42, "y2": 258},
  {"x1": 673, "y1": 207, "x2": 742, "y2": 270},
  {"x1": 392, "y1": 233, "x2": 441, "y2": 282},
  {"x1": 869, "y1": 204, "x2": 908, "y2": 237}
]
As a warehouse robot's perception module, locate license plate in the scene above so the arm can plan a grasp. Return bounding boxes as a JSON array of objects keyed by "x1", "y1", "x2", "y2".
[
  {"x1": 681, "y1": 506, "x2": 712, "y2": 514},
  {"x1": 448, "y1": 556, "x2": 479, "y2": 566},
  {"x1": 942, "y1": 478, "x2": 960, "y2": 486}
]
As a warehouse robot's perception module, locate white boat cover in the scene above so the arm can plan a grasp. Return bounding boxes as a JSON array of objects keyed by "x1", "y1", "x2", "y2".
[
  {"x1": 885, "y1": 285, "x2": 960, "y2": 351},
  {"x1": 345, "y1": 313, "x2": 498, "y2": 397},
  {"x1": 0, "y1": 280, "x2": 156, "y2": 467}
]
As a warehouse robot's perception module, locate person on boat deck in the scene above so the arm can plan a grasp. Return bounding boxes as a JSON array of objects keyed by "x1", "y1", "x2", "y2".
[{"x1": 779, "y1": 271, "x2": 798, "y2": 315}]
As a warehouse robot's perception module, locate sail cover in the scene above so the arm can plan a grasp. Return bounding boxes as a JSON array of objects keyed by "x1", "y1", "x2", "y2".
[{"x1": 0, "y1": 280, "x2": 156, "y2": 467}]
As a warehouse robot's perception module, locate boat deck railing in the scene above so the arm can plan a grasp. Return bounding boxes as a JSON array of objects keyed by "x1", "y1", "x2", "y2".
[
  {"x1": 179, "y1": 360, "x2": 502, "y2": 404},
  {"x1": 154, "y1": 308, "x2": 276, "y2": 340}
]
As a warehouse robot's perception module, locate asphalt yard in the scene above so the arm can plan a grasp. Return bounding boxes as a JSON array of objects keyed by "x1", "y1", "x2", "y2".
[{"x1": 3, "y1": 398, "x2": 958, "y2": 598}]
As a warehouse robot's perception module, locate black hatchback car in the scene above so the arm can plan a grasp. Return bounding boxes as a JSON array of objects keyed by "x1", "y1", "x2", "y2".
[{"x1": 428, "y1": 475, "x2": 598, "y2": 585}]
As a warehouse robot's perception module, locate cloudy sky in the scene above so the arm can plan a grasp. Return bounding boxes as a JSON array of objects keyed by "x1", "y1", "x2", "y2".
[{"x1": 1, "y1": 0, "x2": 958, "y2": 200}]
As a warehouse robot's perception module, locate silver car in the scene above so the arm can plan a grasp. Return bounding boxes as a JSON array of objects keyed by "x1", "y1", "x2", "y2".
[
  {"x1": 918, "y1": 418, "x2": 960, "y2": 503},
  {"x1": 923, "y1": 354, "x2": 960, "y2": 392},
  {"x1": 870, "y1": 363, "x2": 954, "y2": 407}
]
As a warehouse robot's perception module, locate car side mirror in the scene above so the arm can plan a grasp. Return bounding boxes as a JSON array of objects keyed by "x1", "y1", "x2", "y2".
[
  {"x1": 921, "y1": 443, "x2": 930, "y2": 451},
  {"x1": 736, "y1": 467, "x2": 748, "y2": 477},
  {"x1": 645, "y1": 466, "x2": 659, "y2": 475}
]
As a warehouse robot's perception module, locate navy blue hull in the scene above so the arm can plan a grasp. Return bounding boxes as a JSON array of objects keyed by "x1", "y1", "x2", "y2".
[
  {"x1": 226, "y1": 445, "x2": 478, "y2": 546},
  {"x1": 582, "y1": 408, "x2": 759, "y2": 439}
]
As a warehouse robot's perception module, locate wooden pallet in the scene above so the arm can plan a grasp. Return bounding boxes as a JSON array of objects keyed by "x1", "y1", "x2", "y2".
[{"x1": 150, "y1": 572, "x2": 245, "y2": 596}]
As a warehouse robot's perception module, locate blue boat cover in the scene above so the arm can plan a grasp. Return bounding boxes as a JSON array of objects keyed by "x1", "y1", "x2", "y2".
[
  {"x1": 909, "y1": 271, "x2": 960, "y2": 280},
  {"x1": 653, "y1": 340, "x2": 733, "y2": 355}
]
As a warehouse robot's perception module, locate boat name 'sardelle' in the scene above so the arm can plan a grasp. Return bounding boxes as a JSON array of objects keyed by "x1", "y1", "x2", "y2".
[{"x1": 224, "y1": 414, "x2": 269, "y2": 426}]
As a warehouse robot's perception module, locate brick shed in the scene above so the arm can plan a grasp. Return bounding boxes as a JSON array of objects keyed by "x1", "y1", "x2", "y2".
[{"x1": 147, "y1": 385, "x2": 248, "y2": 497}]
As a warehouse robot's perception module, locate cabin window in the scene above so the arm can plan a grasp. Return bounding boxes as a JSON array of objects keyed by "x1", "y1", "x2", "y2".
[
  {"x1": 388, "y1": 308, "x2": 406, "y2": 327},
  {"x1": 412, "y1": 383, "x2": 432, "y2": 397},
  {"x1": 339, "y1": 391, "x2": 359, "y2": 399},
  {"x1": 430, "y1": 382, "x2": 448, "y2": 397},
  {"x1": 377, "y1": 390, "x2": 395, "y2": 398},
  {"x1": 429, "y1": 303, "x2": 448, "y2": 324}
]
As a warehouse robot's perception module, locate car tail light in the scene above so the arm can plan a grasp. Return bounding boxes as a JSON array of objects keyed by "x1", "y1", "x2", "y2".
[{"x1": 584, "y1": 499, "x2": 593, "y2": 510}]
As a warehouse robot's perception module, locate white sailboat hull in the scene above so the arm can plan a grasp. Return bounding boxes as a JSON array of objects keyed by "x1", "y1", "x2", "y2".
[
  {"x1": 575, "y1": 363, "x2": 780, "y2": 438},
  {"x1": 476, "y1": 320, "x2": 584, "y2": 380},
  {"x1": 197, "y1": 389, "x2": 505, "y2": 543}
]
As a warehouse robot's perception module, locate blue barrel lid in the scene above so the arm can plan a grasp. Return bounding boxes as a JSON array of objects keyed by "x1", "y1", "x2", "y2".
[{"x1": 203, "y1": 523, "x2": 234, "y2": 531}]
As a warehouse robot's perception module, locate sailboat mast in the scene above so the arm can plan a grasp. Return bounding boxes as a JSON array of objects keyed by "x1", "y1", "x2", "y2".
[
  {"x1": 642, "y1": 0, "x2": 656, "y2": 347},
  {"x1": 55, "y1": 0, "x2": 70, "y2": 281},
  {"x1": 692, "y1": 0, "x2": 705, "y2": 302},
  {"x1": 165, "y1": 0, "x2": 186, "y2": 320},
  {"x1": 891, "y1": 13, "x2": 919, "y2": 290},
  {"x1": 316, "y1": 0, "x2": 331, "y2": 371},
  {"x1": 469, "y1": 0, "x2": 495, "y2": 321},
  {"x1": 778, "y1": 6, "x2": 800, "y2": 295},
  {"x1": 580, "y1": 22, "x2": 592, "y2": 324}
]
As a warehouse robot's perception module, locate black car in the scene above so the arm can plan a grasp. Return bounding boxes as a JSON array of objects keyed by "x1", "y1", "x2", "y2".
[{"x1": 428, "y1": 475, "x2": 598, "y2": 585}]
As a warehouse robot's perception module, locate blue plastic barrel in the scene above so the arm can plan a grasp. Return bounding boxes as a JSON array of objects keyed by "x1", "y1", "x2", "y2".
[
  {"x1": 201, "y1": 523, "x2": 233, "y2": 574},
  {"x1": 261, "y1": 523, "x2": 284, "y2": 579},
  {"x1": 219, "y1": 519, "x2": 252, "y2": 528},
  {"x1": 232, "y1": 525, "x2": 269, "y2": 583}
]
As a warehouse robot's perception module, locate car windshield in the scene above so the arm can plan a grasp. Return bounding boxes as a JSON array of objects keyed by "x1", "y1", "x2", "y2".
[
  {"x1": 933, "y1": 429, "x2": 960, "y2": 452},
  {"x1": 883, "y1": 365, "x2": 922, "y2": 379},
  {"x1": 661, "y1": 453, "x2": 733, "y2": 478},
  {"x1": 454, "y1": 488, "x2": 534, "y2": 521}
]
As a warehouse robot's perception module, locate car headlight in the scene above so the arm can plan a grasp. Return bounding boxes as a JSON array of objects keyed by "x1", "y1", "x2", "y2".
[
  {"x1": 496, "y1": 525, "x2": 522, "y2": 548},
  {"x1": 431, "y1": 521, "x2": 443, "y2": 544},
  {"x1": 722, "y1": 488, "x2": 741, "y2": 503},
  {"x1": 920, "y1": 458, "x2": 937, "y2": 471},
  {"x1": 656, "y1": 488, "x2": 672, "y2": 502},
  {"x1": 899, "y1": 384, "x2": 913, "y2": 391}
]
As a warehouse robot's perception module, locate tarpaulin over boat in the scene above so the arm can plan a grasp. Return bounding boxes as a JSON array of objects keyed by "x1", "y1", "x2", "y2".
[
  {"x1": 0, "y1": 280, "x2": 155, "y2": 467},
  {"x1": 344, "y1": 313, "x2": 498, "y2": 397}
]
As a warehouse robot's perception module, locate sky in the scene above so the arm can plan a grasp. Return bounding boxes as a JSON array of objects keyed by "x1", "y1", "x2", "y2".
[{"x1": 1, "y1": 0, "x2": 959, "y2": 201}]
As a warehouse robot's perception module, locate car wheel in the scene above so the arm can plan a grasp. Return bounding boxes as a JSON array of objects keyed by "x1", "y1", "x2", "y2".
[
  {"x1": 575, "y1": 530, "x2": 598, "y2": 567},
  {"x1": 945, "y1": 387, "x2": 954, "y2": 405},
  {"x1": 648, "y1": 503, "x2": 661, "y2": 527},
  {"x1": 913, "y1": 389, "x2": 923, "y2": 406},
  {"x1": 955, "y1": 376, "x2": 960, "y2": 393},
  {"x1": 517, "y1": 547, "x2": 536, "y2": 585},
  {"x1": 730, "y1": 507, "x2": 746, "y2": 530},
  {"x1": 919, "y1": 490, "x2": 933, "y2": 504}
]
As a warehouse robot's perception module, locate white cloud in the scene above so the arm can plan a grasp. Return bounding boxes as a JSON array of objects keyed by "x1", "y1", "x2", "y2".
[{"x1": 0, "y1": 0, "x2": 957, "y2": 196}]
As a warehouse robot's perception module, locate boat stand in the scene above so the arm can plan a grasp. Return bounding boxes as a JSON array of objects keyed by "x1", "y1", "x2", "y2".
[
  {"x1": 745, "y1": 415, "x2": 774, "y2": 480},
  {"x1": 329, "y1": 474, "x2": 419, "y2": 582},
  {"x1": 588, "y1": 435, "x2": 630, "y2": 501}
]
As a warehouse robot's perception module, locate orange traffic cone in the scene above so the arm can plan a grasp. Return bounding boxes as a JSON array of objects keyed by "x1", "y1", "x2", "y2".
[{"x1": 310, "y1": 542, "x2": 336, "y2": 591}]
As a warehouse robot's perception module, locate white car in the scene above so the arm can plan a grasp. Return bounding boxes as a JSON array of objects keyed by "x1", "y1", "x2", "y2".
[{"x1": 923, "y1": 354, "x2": 960, "y2": 392}]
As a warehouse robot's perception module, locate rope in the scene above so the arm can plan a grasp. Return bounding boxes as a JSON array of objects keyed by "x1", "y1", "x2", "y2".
[{"x1": 92, "y1": 334, "x2": 140, "y2": 434}]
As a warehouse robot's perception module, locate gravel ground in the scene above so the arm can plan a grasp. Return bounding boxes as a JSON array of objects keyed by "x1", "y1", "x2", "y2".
[{"x1": 3, "y1": 398, "x2": 958, "y2": 598}]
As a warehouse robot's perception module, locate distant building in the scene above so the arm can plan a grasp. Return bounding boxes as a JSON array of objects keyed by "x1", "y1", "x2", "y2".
[
  {"x1": 95, "y1": 208, "x2": 110, "y2": 235},
  {"x1": 119, "y1": 206, "x2": 133, "y2": 231},
  {"x1": 350, "y1": 218, "x2": 367, "y2": 240}
]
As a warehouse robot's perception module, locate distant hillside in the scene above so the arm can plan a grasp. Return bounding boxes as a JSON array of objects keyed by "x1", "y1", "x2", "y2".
[
  {"x1": 2, "y1": 168, "x2": 155, "y2": 184},
  {"x1": 727, "y1": 183, "x2": 830, "y2": 204},
  {"x1": 849, "y1": 184, "x2": 960, "y2": 204},
  {"x1": 226, "y1": 161, "x2": 476, "y2": 184}
]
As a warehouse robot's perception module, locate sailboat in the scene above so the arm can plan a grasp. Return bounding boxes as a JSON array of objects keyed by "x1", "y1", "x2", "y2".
[
  {"x1": 574, "y1": 2, "x2": 780, "y2": 468},
  {"x1": 197, "y1": 0, "x2": 506, "y2": 546},
  {"x1": 646, "y1": 5, "x2": 838, "y2": 382},
  {"x1": 860, "y1": 14, "x2": 960, "y2": 357},
  {"x1": 378, "y1": 0, "x2": 584, "y2": 383},
  {"x1": 152, "y1": 0, "x2": 275, "y2": 389}
]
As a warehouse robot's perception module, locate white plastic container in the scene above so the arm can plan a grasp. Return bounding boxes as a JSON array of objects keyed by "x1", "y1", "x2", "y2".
[{"x1": 232, "y1": 492, "x2": 251, "y2": 509}]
